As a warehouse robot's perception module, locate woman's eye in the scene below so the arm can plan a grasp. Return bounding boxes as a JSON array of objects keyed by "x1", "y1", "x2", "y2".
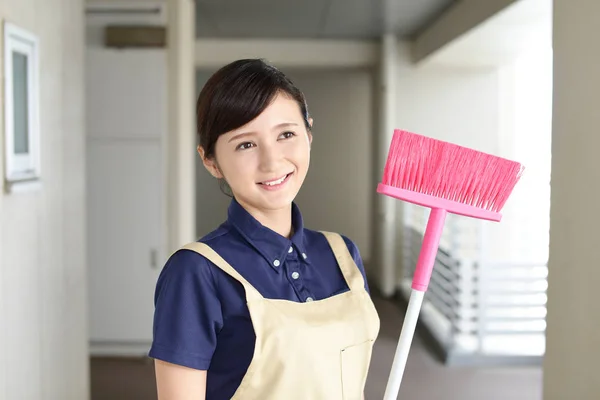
[
  {"x1": 236, "y1": 142, "x2": 254, "y2": 151},
  {"x1": 279, "y1": 131, "x2": 296, "y2": 140}
]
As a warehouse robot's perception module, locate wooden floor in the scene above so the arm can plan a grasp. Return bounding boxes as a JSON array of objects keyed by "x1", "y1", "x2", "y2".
[{"x1": 91, "y1": 297, "x2": 542, "y2": 400}]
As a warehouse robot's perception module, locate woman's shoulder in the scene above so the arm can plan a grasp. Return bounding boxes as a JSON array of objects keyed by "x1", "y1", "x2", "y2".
[{"x1": 157, "y1": 223, "x2": 233, "y2": 286}]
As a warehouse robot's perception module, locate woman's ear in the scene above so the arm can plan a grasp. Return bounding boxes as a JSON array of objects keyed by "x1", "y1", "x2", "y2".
[
  {"x1": 308, "y1": 118, "x2": 314, "y2": 145},
  {"x1": 198, "y1": 145, "x2": 223, "y2": 179}
]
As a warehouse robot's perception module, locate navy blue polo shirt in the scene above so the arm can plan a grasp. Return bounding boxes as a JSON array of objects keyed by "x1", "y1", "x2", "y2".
[{"x1": 149, "y1": 198, "x2": 370, "y2": 400}]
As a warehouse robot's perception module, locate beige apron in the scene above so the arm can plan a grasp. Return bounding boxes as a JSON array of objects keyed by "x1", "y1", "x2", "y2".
[{"x1": 181, "y1": 231, "x2": 380, "y2": 400}]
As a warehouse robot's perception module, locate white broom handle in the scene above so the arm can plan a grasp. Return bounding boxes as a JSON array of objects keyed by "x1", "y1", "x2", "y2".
[{"x1": 382, "y1": 289, "x2": 425, "y2": 400}]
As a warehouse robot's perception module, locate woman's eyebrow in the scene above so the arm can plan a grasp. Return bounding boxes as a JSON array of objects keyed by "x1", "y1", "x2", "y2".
[{"x1": 228, "y1": 123, "x2": 299, "y2": 143}]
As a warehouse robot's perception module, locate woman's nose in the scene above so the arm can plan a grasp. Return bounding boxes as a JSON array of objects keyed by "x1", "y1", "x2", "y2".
[{"x1": 258, "y1": 143, "x2": 282, "y2": 172}]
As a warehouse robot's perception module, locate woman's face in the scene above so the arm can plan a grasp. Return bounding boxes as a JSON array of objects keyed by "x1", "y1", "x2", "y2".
[{"x1": 200, "y1": 93, "x2": 313, "y2": 216}]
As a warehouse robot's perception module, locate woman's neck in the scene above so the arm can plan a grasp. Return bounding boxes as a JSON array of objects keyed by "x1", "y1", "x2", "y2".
[{"x1": 242, "y1": 201, "x2": 294, "y2": 238}]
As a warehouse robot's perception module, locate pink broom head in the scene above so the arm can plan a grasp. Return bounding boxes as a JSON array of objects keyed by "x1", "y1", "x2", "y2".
[{"x1": 378, "y1": 129, "x2": 524, "y2": 222}]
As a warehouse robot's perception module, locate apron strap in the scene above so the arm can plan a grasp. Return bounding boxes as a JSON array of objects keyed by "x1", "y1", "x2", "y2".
[
  {"x1": 180, "y1": 242, "x2": 263, "y2": 302},
  {"x1": 319, "y1": 231, "x2": 366, "y2": 292}
]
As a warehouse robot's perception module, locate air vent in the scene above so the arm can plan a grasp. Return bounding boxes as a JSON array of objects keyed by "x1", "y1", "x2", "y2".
[
  {"x1": 104, "y1": 25, "x2": 166, "y2": 48},
  {"x1": 86, "y1": 4, "x2": 163, "y2": 16}
]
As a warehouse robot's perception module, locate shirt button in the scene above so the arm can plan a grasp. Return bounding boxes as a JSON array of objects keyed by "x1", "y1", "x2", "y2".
[
  {"x1": 302, "y1": 253, "x2": 307, "y2": 259},
  {"x1": 291, "y1": 272, "x2": 300, "y2": 280},
  {"x1": 273, "y1": 259, "x2": 280, "y2": 267},
  {"x1": 288, "y1": 246, "x2": 293, "y2": 253},
  {"x1": 306, "y1": 297, "x2": 314, "y2": 302}
]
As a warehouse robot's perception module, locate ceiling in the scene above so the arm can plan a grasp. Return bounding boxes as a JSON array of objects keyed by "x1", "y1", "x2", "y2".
[{"x1": 195, "y1": 0, "x2": 457, "y2": 40}]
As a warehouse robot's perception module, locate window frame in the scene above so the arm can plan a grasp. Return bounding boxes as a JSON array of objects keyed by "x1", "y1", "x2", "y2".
[{"x1": 3, "y1": 21, "x2": 40, "y2": 190}]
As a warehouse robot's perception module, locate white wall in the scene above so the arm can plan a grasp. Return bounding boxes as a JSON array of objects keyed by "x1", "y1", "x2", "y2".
[
  {"x1": 195, "y1": 67, "x2": 375, "y2": 265},
  {"x1": 395, "y1": 46, "x2": 500, "y2": 152},
  {"x1": 543, "y1": 0, "x2": 600, "y2": 398},
  {"x1": 392, "y1": 42, "x2": 505, "y2": 281},
  {"x1": 0, "y1": 0, "x2": 89, "y2": 399}
]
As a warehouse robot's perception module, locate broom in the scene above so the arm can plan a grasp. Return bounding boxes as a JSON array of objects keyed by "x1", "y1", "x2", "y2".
[{"x1": 377, "y1": 129, "x2": 524, "y2": 400}]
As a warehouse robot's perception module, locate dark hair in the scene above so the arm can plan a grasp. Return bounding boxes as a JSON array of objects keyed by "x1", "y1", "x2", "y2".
[{"x1": 196, "y1": 58, "x2": 311, "y2": 160}]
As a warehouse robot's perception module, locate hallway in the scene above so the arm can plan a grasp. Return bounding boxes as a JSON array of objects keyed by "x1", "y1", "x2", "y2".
[{"x1": 90, "y1": 296, "x2": 542, "y2": 400}]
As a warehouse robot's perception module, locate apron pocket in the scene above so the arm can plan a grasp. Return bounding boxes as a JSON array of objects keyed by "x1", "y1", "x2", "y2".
[{"x1": 340, "y1": 340, "x2": 373, "y2": 400}]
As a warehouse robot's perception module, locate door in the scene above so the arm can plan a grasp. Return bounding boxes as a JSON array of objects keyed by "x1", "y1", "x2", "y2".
[{"x1": 86, "y1": 48, "x2": 167, "y2": 353}]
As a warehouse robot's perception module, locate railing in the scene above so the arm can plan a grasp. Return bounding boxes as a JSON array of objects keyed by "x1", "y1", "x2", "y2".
[{"x1": 399, "y1": 204, "x2": 547, "y2": 366}]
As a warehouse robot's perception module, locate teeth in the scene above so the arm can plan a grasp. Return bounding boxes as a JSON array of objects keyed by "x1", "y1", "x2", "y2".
[{"x1": 263, "y1": 174, "x2": 287, "y2": 186}]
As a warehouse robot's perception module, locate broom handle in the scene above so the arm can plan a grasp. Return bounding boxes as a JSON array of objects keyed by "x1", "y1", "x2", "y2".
[
  {"x1": 382, "y1": 208, "x2": 447, "y2": 400},
  {"x1": 412, "y1": 208, "x2": 447, "y2": 291},
  {"x1": 382, "y1": 289, "x2": 424, "y2": 400}
]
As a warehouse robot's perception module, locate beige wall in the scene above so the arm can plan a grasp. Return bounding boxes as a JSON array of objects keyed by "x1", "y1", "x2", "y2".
[
  {"x1": 195, "y1": 68, "x2": 232, "y2": 239},
  {"x1": 543, "y1": 0, "x2": 600, "y2": 398},
  {"x1": 290, "y1": 69, "x2": 374, "y2": 264},
  {"x1": 194, "y1": 39, "x2": 378, "y2": 69},
  {"x1": 0, "y1": 0, "x2": 89, "y2": 399},
  {"x1": 195, "y1": 68, "x2": 375, "y2": 265}
]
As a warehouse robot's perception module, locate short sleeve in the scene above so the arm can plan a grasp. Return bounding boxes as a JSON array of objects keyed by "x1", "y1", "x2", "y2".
[
  {"x1": 341, "y1": 235, "x2": 371, "y2": 294},
  {"x1": 148, "y1": 249, "x2": 223, "y2": 370}
]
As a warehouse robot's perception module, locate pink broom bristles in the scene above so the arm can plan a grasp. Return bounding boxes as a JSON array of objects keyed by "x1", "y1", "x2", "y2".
[{"x1": 381, "y1": 129, "x2": 524, "y2": 214}]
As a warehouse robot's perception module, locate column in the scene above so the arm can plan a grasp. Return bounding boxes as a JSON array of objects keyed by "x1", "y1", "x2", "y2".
[
  {"x1": 543, "y1": 1, "x2": 600, "y2": 398},
  {"x1": 375, "y1": 32, "x2": 398, "y2": 297},
  {"x1": 167, "y1": 0, "x2": 197, "y2": 250}
]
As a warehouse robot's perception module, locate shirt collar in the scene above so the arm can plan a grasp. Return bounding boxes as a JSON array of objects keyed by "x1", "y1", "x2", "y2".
[{"x1": 227, "y1": 198, "x2": 311, "y2": 270}]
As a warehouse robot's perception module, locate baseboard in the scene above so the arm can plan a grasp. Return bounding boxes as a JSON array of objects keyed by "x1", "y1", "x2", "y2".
[
  {"x1": 444, "y1": 353, "x2": 543, "y2": 367},
  {"x1": 90, "y1": 341, "x2": 152, "y2": 357}
]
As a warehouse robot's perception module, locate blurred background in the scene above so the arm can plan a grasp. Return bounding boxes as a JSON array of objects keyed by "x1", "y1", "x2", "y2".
[{"x1": 1, "y1": 0, "x2": 597, "y2": 399}]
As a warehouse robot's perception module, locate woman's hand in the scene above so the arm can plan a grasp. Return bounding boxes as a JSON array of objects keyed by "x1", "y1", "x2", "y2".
[{"x1": 155, "y1": 360, "x2": 207, "y2": 400}]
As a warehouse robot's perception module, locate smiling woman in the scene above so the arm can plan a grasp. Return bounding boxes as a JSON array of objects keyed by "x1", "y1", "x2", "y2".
[
  {"x1": 199, "y1": 86, "x2": 312, "y2": 236},
  {"x1": 149, "y1": 59, "x2": 379, "y2": 400}
]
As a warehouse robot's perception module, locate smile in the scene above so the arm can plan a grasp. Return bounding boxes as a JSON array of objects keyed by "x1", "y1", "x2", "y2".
[{"x1": 258, "y1": 172, "x2": 293, "y2": 189}]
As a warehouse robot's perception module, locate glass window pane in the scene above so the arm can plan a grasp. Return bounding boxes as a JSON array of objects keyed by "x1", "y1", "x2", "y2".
[{"x1": 12, "y1": 50, "x2": 29, "y2": 155}]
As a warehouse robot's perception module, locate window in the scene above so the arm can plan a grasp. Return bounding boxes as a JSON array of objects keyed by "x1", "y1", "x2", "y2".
[{"x1": 3, "y1": 22, "x2": 40, "y2": 190}]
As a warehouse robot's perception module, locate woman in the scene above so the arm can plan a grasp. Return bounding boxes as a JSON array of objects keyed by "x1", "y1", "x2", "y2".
[{"x1": 149, "y1": 59, "x2": 380, "y2": 400}]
